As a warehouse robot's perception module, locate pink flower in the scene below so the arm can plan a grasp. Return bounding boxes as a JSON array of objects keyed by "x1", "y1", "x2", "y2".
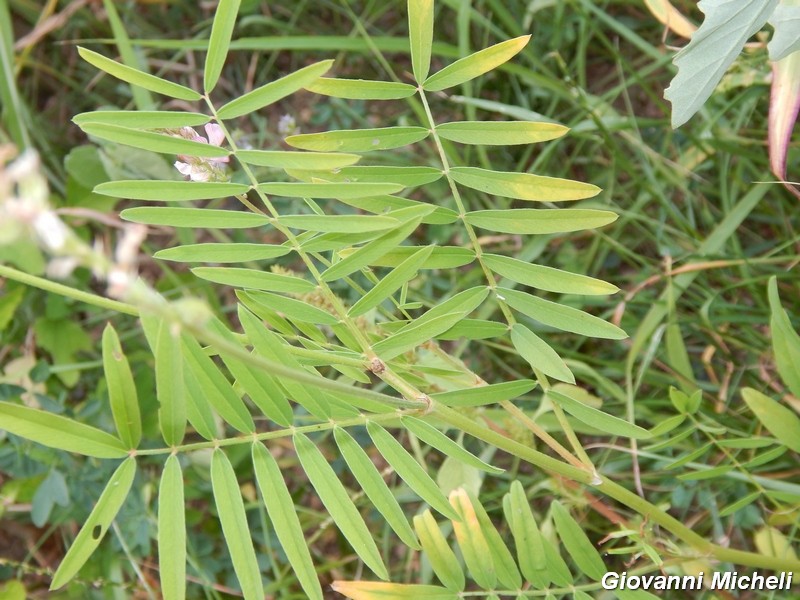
[{"x1": 174, "y1": 124, "x2": 230, "y2": 182}]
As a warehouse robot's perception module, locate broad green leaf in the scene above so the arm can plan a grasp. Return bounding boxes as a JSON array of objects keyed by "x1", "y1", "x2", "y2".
[
  {"x1": 50, "y1": 458, "x2": 136, "y2": 589},
  {"x1": 242, "y1": 290, "x2": 338, "y2": 325},
  {"x1": 192, "y1": 267, "x2": 315, "y2": 293},
  {"x1": 423, "y1": 35, "x2": 530, "y2": 91},
  {"x1": 498, "y1": 287, "x2": 627, "y2": 339},
  {"x1": 95, "y1": 180, "x2": 249, "y2": 201},
  {"x1": 336, "y1": 195, "x2": 458, "y2": 226},
  {"x1": 73, "y1": 111, "x2": 210, "y2": 129},
  {"x1": 768, "y1": 277, "x2": 800, "y2": 398},
  {"x1": 503, "y1": 481, "x2": 548, "y2": 586},
  {"x1": 741, "y1": 388, "x2": 800, "y2": 452},
  {"x1": 259, "y1": 181, "x2": 406, "y2": 199},
  {"x1": 367, "y1": 422, "x2": 459, "y2": 520},
  {"x1": 293, "y1": 433, "x2": 389, "y2": 580},
  {"x1": 102, "y1": 324, "x2": 141, "y2": 448},
  {"x1": 436, "y1": 121, "x2": 568, "y2": 145},
  {"x1": 510, "y1": 323, "x2": 574, "y2": 384},
  {"x1": 211, "y1": 449, "x2": 265, "y2": 600},
  {"x1": 768, "y1": 5, "x2": 800, "y2": 60},
  {"x1": 333, "y1": 427, "x2": 420, "y2": 550},
  {"x1": 236, "y1": 149, "x2": 360, "y2": 169},
  {"x1": 450, "y1": 167, "x2": 600, "y2": 202},
  {"x1": 665, "y1": 0, "x2": 778, "y2": 127},
  {"x1": 78, "y1": 47, "x2": 201, "y2": 101},
  {"x1": 431, "y1": 379, "x2": 535, "y2": 408},
  {"x1": 217, "y1": 60, "x2": 333, "y2": 119},
  {"x1": 78, "y1": 123, "x2": 229, "y2": 158},
  {"x1": 285, "y1": 166, "x2": 442, "y2": 187},
  {"x1": 347, "y1": 245, "x2": 473, "y2": 269},
  {"x1": 158, "y1": 455, "x2": 185, "y2": 600},
  {"x1": 252, "y1": 443, "x2": 323, "y2": 600},
  {"x1": 413, "y1": 510, "x2": 465, "y2": 591},
  {"x1": 121, "y1": 207, "x2": 270, "y2": 229},
  {"x1": 466, "y1": 209, "x2": 618, "y2": 234},
  {"x1": 448, "y1": 489, "x2": 496, "y2": 589},
  {"x1": 548, "y1": 389, "x2": 651, "y2": 439},
  {"x1": 155, "y1": 242, "x2": 290, "y2": 263},
  {"x1": 0, "y1": 402, "x2": 127, "y2": 458},
  {"x1": 468, "y1": 490, "x2": 522, "y2": 590},
  {"x1": 400, "y1": 417, "x2": 502, "y2": 473},
  {"x1": 551, "y1": 500, "x2": 606, "y2": 580},
  {"x1": 408, "y1": 0, "x2": 434, "y2": 82},
  {"x1": 484, "y1": 254, "x2": 618, "y2": 295},
  {"x1": 204, "y1": 0, "x2": 242, "y2": 92},
  {"x1": 306, "y1": 77, "x2": 417, "y2": 99},
  {"x1": 153, "y1": 318, "x2": 186, "y2": 446},
  {"x1": 349, "y1": 246, "x2": 433, "y2": 316},
  {"x1": 331, "y1": 582, "x2": 457, "y2": 600},
  {"x1": 182, "y1": 335, "x2": 255, "y2": 433},
  {"x1": 372, "y1": 312, "x2": 465, "y2": 360},
  {"x1": 286, "y1": 126, "x2": 430, "y2": 152},
  {"x1": 437, "y1": 319, "x2": 507, "y2": 340},
  {"x1": 278, "y1": 214, "x2": 400, "y2": 233}
]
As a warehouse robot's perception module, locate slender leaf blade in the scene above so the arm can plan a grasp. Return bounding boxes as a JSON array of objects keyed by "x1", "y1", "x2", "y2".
[
  {"x1": 242, "y1": 290, "x2": 338, "y2": 325},
  {"x1": 78, "y1": 123, "x2": 229, "y2": 158},
  {"x1": 278, "y1": 214, "x2": 400, "y2": 232},
  {"x1": 121, "y1": 207, "x2": 270, "y2": 228},
  {"x1": 466, "y1": 209, "x2": 618, "y2": 234},
  {"x1": 423, "y1": 36, "x2": 530, "y2": 91},
  {"x1": 331, "y1": 582, "x2": 457, "y2": 600},
  {"x1": 510, "y1": 324, "x2": 574, "y2": 384},
  {"x1": 451, "y1": 167, "x2": 600, "y2": 201},
  {"x1": 205, "y1": 0, "x2": 242, "y2": 92},
  {"x1": 306, "y1": 77, "x2": 417, "y2": 99},
  {"x1": 192, "y1": 267, "x2": 315, "y2": 293},
  {"x1": 408, "y1": 0, "x2": 434, "y2": 82},
  {"x1": 413, "y1": 510, "x2": 465, "y2": 591},
  {"x1": 436, "y1": 121, "x2": 568, "y2": 145},
  {"x1": 286, "y1": 127, "x2": 429, "y2": 152},
  {"x1": 102, "y1": 324, "x2": 141, "y2": 448},
  {"x1": 158, "y1": 455, "x2": 186, "y2": 600},
  {"x1": 484, "y1": 254, "x2": 619, "y2": 295},
  {"x1": 95, "y1": 180, "x2": 249, "y2": 201},
  {"x1": 741, "y1": 388, "x2": 800, "y2": 452}
]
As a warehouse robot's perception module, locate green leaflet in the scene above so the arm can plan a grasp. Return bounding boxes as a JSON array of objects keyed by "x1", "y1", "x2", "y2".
[
  {"x1": 468, "y1": 491, "x2": 522, "y2": 590},
  {"x1": 242, "y1": 290, "x2": 338, "y2": 325},
  {"x1": 155, "y1": 242, "x2": 290, "y2": 263},
  {"x1": 333, "y1": 427, "x2": 420, "y2": 550},
  {"x1": 503, "y1": 481, "x2": 548, "y2": 587},
  {"x1": 367, "y1": 422, "x2": 459, "y2": 521},
  {"x1": 450, "y1": 167, "x2": 600, "y2": 202},
  {"x1": 211, "y1": 449, "x2": 265, "y2": 600},
  {"x1": 204, "y1": 0, "x2": 242, "y2": 92},
  {"x1": 150, "y1": 317, "x2": 186, "y2": 446},
  {"x1": 373, "y1": 312, "x2": 464, "y2": 360},
  {"x1": 278, "y1": 214, "x2": 400, "y2": 233},
  {"x1": 286, "y1": 126, "x2": 430, "y2": 152},
  {"x1": 218, "y1": 60, "x2": 333, "y2": 119},
  {"x1": 497, "y1": 287, "x2": 626, "y2": 340},
  {"x1": 293, "y1": 433, "x2": 389, "y2": 580},
  {"x1": 483, "y1": 254, "x2": 618, "y2": 295},
  {"x1": 252, "y1": 442, "x2": 323, "y2": 600},
  {"x1": 342, "y1": 245, "x2": 473, "y2": 269},
  {"x1": 332, "y1": 582, "x2": 457, "y2": 600},
  {"x1": 430, "y1": 379, "x2": 535, "y2": 408},
  {"x1": 741, "y1": 388, "x2": 800, "y2": 452},
  {"x1": 449, "y1": 489, "x2": 496, "y2": 589},
  {"x1": 336, "y1": 195, "x2": 458, "y2": 226},
  {"x1": 400, "y1": 417, "x2": 502, "y2": 473},
  {"x1": 101, "y1": 0, "x2": 153, "y2": 109},
  {"x1": 158, "y1": 455, "x2": 186, "y2": 600},
  {"x1": 73, "y1": 110, "x2": 210, "y2": 129},
  {"x1": 413, "y1": 509, "x2": 465, "y2": 591},
  {"x1": 306, "y1": 77, "x2": 417, "y2": 99},
  {"x1": 95, "y1": 180, "x2": 249, "y2": 201},
  {"x1": 349, "y1": 246, "x2": 433, "y2": 316},
  {"x1": 423, "y1": 35, "x2": 530, "y2": 91},
  {"x1": 0, "y1": 402, "x2": 127, "y2": 458},
  {"x1": 719, "y1": 491, "x2": 762, "y2": 517},
  {"x1": 550, "y1": 500, "x2": 607, "y2": 581},
  {"x1": 192, "y1": 267, "x2": 316, "y2": 294},
  {"x1": 78, "y1": 123, "x2": 230, "y2": 158},
  {"x1": 285, "y1": 166, "x2": 443, "y2": 187},
  {"x1": 102, "y1": 324, "x2": 141, "y2": 449},
  {"x1": 50, "y1": 458, "x2": 137, "y2": 589},
  {"x1": 182, "y1": 363, "x2": 218, "y2": 440},
  {"x1": 236, "y1": 149, "x2": 360, "y2": 169},
  {"x1": 466, "y1": 209, "x2": 618, "y2": 234},
  {"x1": 767, "y1": 277, "x2": 800, "y2": 398},
  {"x1": 121, "y1": 207, "x2": 270, "y2": 229},
  {"x1": 408, "y1": 0, "x2": 434, "y2": 82},
  {"x1": 510, "y1": 323, "x2": 574, "y2": 384},
  {"x1": 77, "y1": 47, "x2": 201, "y2": 101},
  {"x1": 436, "y1": 121, "x2": 568, "y2": 145},
  {"x1": 436, "y1": 319, "x2": 507, "y2": 341},
  {"x1": 548, "y1": 390, "x2": 651, "y2": 440}
]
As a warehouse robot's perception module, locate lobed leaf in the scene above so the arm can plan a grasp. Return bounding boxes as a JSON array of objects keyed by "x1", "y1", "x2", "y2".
[
  {"x1": 102, "y1": 324, "x2": 141, "y2": 448},
  {"x1": 286, "y1": 126, "x2": 430, "y2": 152},
  {"x1": 336, "y1": 195, "x2": 458, "y2": 226},
  {"x1": 306, "y1": 77, "x2": 417, "y2": 99},
  {"x1": 348, "y1": 245, "x2": 473, "y2": 269},
  {"x1": 437, "y1": 319, "x2": 507, "y2": 340},
  {"x1": 372, "y1": 312, "x2": 465, "y2": 360},
  {"x1": 204, "y1": 0, "x2": 242, "y2": 93},
  {"x1": 451, "y1": 166, "x2": 600, "y2": 202},
  {"x1": 241, "y1": 290, "x2": 338, "y2": 325},
  {"x1": 121, "y1": 207, "x2": 270, "y2": 229},
  {"x1": 95, "y1": 180, "x2": 249, "y2": 201},
  {"x1": 332, "y1": 581, "x2": 457, "y2": 600},
  {"x1": 503, "y1": 481, "x2": 548, "y2": 587},
  {"x1": 158, "y1": 455, "x2": 186, "y2": 600},
  {"x1": 436, "y1": 121, "x2": 569, "y2": 145},
  {"x1": 467, "y1": 490, "x2": 522, "y2": 590},
  {"x1": 279, "y1": 214, "x2": 400, "y2": 233},
  {"x1": 466, "y1": 208, "x2": 618, "y2": 234}
]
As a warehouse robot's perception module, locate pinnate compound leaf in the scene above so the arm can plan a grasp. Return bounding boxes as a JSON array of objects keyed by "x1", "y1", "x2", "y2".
[
  {"x1": 333, "y1": 427, "x2": 420, "y2": 550},
  {"x1": 551, "y1": 500, "x2": 606, "y2": 580},
  {"x1": 510, "y1": 323, "x2": 574, "y2": 384},
  {"x1": 252, "y1": 443, "x2": 323, "y2": 600},
  {"x1": 155, "y1": 242, "x2": 290, "y2": 263},
  {"x1": 78, "y1": 123, "x2": 230, "y2": 158},
  {"x1": 448, "y1": 489, "x2": 496, "y2": 589},
  {"x1": 236, "y1": 149, "x2": 360, "y2": 169},
  {"x1": 665, "y1": 0, "x2": 778, "y2": 127},
  {"x1": 306, "y1": 77, "x2": 417, "y2": 99},
  {"x1": 367, "y1": 422, "x2": 459, "y2": 521},
  {"x1": 286, "y1": 127, "x2": 429, "y2": 152},
  {"x1": 408, "y1": 0, "x2": 434, "y2": 82},
  {"x1": 484, "y1": 254, "x2": 619, "y2": 295},
  {"x1": 450, "y1": 167, "x2": 600, "y2": 202},
  {"x1": 741, "y1": 388, "x2": 800, "y2": 452},
  {"x1": 78, "y1": 47, "x2": 201, "y2": 101},
  {"x1": 548, "y1": 389, "x2": 651, "y2": 439},
  {"x1": 158, "y1": 455, "x2": 186, "y2": 600},
  {"x1": 0, "y1": 402, "x2": 127, "y2": 458},
  {"x1": 466, "y1": 209, "x2": 617, "y2": 234},
  {"x1": 430, "y1": 379, "x2": 536, "y2": 408},
  {"x1": 102, "y1": 324, "x2": 141, "y2": 448},
  {"x1": 436, "y1": 120, "x2": 569, "y2": 145},
  {"x1": 769, "y1": 4, "x2": 800, "y2": 60},
  {"x1": 218, "y1": 60, "x2": 333, "y2": 119},
  {"x1": 211, "y1": 450, "x2": 265, "y2": 600},
  {"x1": 73, "y1": 110, "x2": 210, "y2": 129},
  {"x1": 400, "y1": 417, "x2": 502, "y2": 474},
  {"x1": 423, "y1": 36, "x2": 530, "y2": 91},
  {"x1": 767, "y1": 276, "x2": 800, "y2": 398},
  {"x1": 95, "y1": 181, "x2": 249, "y2": 201},
  {"x1": 293, "y1": 433, "x2": 389, "y2": 580},
  {"x1": 332, "y1": 582, "x2": 457, "y2": 600},
  {"x1": 413, "y1": 509, "x2": 465, "y2": 591},
  {"x1": 192, "y1": 267, "x2": 315, "y2": 294},
  {"x1": 204, "y1": 0, "x2": 242, "y2": 93},
  {"x1": 121, "y1": 207, "x2": 270, "y2": 229},
  {"x1": 50, "y1": 458, "x2": 136, "y2": 589}
]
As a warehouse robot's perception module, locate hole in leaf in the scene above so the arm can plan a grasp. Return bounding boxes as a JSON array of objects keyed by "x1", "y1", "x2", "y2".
[{"x1": 92, "y1": 525, "x2": 102, "y2": 540}]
